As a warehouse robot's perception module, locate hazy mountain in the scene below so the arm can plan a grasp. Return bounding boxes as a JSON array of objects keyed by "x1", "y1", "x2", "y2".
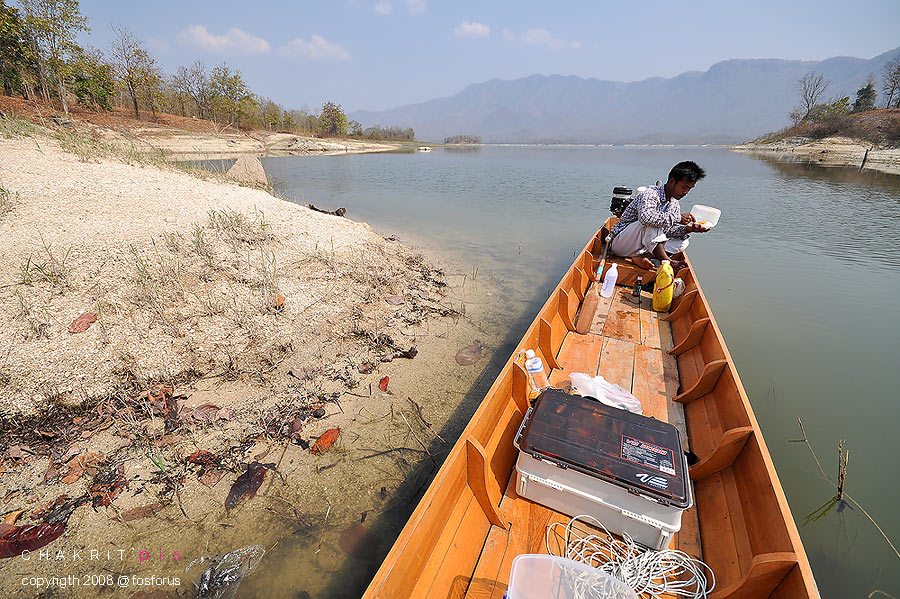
[{"x1": 351, "y1": 47, "x2": 900, "y2": 144}]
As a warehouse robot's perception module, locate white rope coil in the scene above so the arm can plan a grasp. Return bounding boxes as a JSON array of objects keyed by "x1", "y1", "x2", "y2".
[{"x1": 546, "y1": 514, "x2": 715, "y2": 599}]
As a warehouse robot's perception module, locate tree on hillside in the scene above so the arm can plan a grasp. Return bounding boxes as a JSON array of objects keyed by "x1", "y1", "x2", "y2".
[
  {"x1": 67, "y1": 45, "x2": 113, "y2": 109},
  {"x1": 208, "y1": 63, "x2": 254, "y2": 128},
  {"x1": 20, "y1": 0, "x2": 89, "y2": 114},
  {"x1": 110, "y1": 25, "x2": 159, "y2": 119},
  {"x1": 883, "y1": 58, "x2": 900, "y2": 109},
  {"x1": 317, "y1": 101, "x2": 348, "y2": 137},
  {"x1": 852, "y1": 75, "x2": 877, "y2": 113},
  {"x1": 795, "y1": 71, "x2": 829, "y2": 122},
  {"x1": 0, "y1": 1, "x2": 38, "y2": 99},
  {"x1": 172, "y1": 60, "x2": 210, "y2": 119}
]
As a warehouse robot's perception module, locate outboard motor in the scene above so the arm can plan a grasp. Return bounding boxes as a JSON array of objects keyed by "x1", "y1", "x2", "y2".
[{"x1": 610, "y1": 186, "x2": 633, "y2": 216}]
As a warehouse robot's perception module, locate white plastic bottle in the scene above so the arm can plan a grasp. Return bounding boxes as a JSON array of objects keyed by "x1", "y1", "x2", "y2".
[
  {"x1": 600, "y1": 262, "x2": 618, "y2": 298},
  {"x1": 524, "y1": 349, "x2": 549, "y2": 398}
]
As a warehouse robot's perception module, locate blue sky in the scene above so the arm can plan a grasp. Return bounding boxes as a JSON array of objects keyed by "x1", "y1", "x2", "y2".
[{"x1": 71, "y1": 0, "x2": 900, "y2": 113}]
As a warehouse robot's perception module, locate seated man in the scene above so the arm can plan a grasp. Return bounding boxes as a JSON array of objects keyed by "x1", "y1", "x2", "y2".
[{"x1": 609, "y1": 161, "x2": 708, "y2": 271}]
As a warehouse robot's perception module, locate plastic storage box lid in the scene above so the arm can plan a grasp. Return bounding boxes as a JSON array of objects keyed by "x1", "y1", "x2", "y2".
[
  {"x1": 507, "y1": 554, "x2": 637, "y2": 599},
  {"x1": 516, "y1": 389, "x2": 690, "y2": 508}
]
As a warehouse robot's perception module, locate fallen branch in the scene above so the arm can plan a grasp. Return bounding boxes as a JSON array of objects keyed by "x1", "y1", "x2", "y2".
[{"x1": 307, "y1": 204, "x2": 346, "y2": 217}]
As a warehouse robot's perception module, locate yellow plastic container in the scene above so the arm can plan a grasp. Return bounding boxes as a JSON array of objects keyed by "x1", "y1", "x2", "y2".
[{"x1": 653, "y1": 260, "x2": 675, "y2": 312}]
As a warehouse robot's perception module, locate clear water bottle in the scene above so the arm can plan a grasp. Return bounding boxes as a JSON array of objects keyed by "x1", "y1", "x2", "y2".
[
  {"x1": 524, "y1": 349, "x2": 549, "y2": 398},
  {"x1": 600, "y1": 262, "x2": 618, "y2": 298}
]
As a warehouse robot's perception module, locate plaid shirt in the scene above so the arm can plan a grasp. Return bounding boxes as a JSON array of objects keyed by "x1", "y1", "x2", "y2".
[{"x1": 611, "y1": 184, "x2": 690, "y2": 240}]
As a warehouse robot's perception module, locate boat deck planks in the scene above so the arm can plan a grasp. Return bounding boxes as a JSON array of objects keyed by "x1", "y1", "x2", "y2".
[
  {"x1": 546, "y1": 333, "x2": 604, "y2": 387},
  {"x1": 601, "y1": 287, "x2": 641, "y2": 343},
  {"x1": 463, "y1": 305, "x2": 701, "y2": 599}
]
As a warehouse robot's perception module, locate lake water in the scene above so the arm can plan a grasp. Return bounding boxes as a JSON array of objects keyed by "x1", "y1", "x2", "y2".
[{"x1": 260, "y1": 146, "x2": 900, "y2": 598}]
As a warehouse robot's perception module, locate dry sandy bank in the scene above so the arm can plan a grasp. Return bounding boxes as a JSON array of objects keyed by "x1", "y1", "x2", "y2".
[{"x1": 0, "y1": 122, "x2": 503, "y2": 598}]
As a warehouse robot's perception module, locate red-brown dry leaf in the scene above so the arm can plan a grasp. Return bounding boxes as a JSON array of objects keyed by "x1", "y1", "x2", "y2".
[
  {"x1": 68, "y1": 312, "x2": 97, "y2": 334},
  {"x1": 185, "y1": 450, "x2": 218, "y2": 466},
  {"x1": 379, "y1": 376, "x2": 389, "y2": 392},
  {"x1": 225, "y1": 463, "x2": 266, "y2": 510},
  {"x1": 311, "y1": 428, "x2": 340, "y2": 455}
]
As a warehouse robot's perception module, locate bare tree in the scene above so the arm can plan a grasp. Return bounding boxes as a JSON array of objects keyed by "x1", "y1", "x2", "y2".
[
  {"x1": 797, "y1": 71, "x2": 829, "y2": 121},
  {"x1": 883, "y1": 58, "x2": 900, "y2": 109},
  {"x1": 110, "y1": 25, "x2": 158, "y2": 120},
  {"x1": 172, "y1": 60, "x2": 210, "y2": 119}
]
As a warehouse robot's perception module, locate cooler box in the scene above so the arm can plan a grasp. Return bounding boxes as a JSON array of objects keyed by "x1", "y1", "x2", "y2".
[{"x1": 513, "y1": 389, "x2": 691, "y2": 550}]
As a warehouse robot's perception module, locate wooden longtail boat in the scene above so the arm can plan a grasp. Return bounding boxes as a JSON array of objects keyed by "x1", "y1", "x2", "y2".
[{"x1": 362, "y1": 218, "x2": 820, "y2": 599}]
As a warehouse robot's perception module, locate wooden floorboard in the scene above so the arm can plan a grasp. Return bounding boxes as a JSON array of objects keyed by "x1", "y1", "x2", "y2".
[
  {"x1": 597, "y1": 337, "x2": 636, "y2": 392},
  {"x1": 602, "y1": 288, "x2": 641, "y2": 343},
  {"x1": 547, "y1": 332, "x2": 605, "y2": 387}
]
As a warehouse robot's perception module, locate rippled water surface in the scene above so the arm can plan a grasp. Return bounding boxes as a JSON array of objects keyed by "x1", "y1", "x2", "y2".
[{"x1": 263, "y1": 147, "x2": 900, "y2": 598}]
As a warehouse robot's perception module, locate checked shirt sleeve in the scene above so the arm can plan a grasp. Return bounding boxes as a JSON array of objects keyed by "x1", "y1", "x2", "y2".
[{"x1": 637, "y1": 187, "x2": 678, "y2": 230}]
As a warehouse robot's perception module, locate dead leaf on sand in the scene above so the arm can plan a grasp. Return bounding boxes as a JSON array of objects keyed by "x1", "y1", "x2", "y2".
[
  {"x1": 384, "y1": 295, "x2": 405, "y2": 305},
  {"x1": 225, "y1": 463, "x2": 266, "y2": 510},
  {"x1": 68, "y1": 312, "x2": 97, "y2": 333},
  {"x1": 5, "y1": 445, "x2": 34, "y2": 460},
  {"x1": 61, "y1": 453, "x2": 101, "y2": 484},
  {"x1": 455, "y1": 341, "x2": 484, "y2": 366},
  {"x1": 198, "y1": 468, "x2": 226, "y2": 488},
  {"x1": 357, "y1": 362, "x2": 374, "y2": 374},
  {"x1": 378, "y1": 376, "x2": 389, "y2": 392},
  {"x1": 191, "y1": 404, "x2": 221, "y2": 423},
  {"x1": 118, "y1": 502, "x2": 166, "y2": 523}
]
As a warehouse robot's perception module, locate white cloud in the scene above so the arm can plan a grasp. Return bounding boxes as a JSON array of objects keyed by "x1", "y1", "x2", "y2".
[
  {"x1": 404, "y1": 0, "x2": 426, "y2": 14},
  {"x1": 374, "y1": 1, "x2": 392, "y2": 15},
  {"x1": 177, "y1": 25, "x2": 271, "y2": 55},
  {"x1": 278, "y1": 35, "x2": 351, "y2": 60},
  {"x1": 505, "y1": 28, "x2": 580, "y2": 51},
  {"x1": 454, "y1": 20, "x2": 490, "y2": 39}
]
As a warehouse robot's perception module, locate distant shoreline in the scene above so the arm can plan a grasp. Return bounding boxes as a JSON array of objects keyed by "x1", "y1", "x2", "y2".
[{"x1": 730, "y1": 136, "x2": 900, "y2": 176}]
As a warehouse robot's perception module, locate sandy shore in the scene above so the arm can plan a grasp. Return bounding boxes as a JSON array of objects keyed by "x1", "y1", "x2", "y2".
[
  {"x1": 731, "y1": 136, "x2": 900, "y2": 176},
  {"x1": 0, "y1": 121, "x2": 502, "y2": 598}
]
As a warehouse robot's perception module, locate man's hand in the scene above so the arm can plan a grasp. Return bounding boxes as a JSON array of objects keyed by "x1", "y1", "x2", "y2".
[
  {"x1": 679, "y1": 213, "x2": 694, "y2": 225},
  {"x1": 687, "y1": 221, "x2": 709, "y2": 233}
]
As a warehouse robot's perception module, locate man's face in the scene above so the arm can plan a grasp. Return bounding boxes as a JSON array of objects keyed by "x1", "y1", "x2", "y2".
[{"x1": 669, "y1": 178, "x2": 696, "y2": 199}]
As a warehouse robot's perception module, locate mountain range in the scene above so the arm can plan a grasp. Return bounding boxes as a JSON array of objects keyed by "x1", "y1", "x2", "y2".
[{"x1": 351, "y1": 47, "x2": 900, "y2": 145}]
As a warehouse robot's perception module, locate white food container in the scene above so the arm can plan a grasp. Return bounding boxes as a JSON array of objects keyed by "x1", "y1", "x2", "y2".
[
  {"x1": 514, "y1": 390, "x2": 692, "y2": 551},
  {"x1": 689, "y1": 204, "x2": 721, "y2": 228}
]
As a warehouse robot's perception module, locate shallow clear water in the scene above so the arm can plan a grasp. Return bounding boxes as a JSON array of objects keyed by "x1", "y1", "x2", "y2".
[{"x1": 262, "y1": 147, "x2": 900, "y2": 598}]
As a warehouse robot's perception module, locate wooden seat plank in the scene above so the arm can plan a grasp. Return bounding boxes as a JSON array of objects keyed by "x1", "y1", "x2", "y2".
[{"x1": 548, "y1": 332, "x2": 605, "y2": 387}]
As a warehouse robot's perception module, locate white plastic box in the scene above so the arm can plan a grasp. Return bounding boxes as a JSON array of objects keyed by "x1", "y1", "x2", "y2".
[
  {"x1": 507, "y1": 554, "x2": 637, "y2": 599},
  {"x1": 514, "y1": 390, "x2": 692, "y2": 551}
]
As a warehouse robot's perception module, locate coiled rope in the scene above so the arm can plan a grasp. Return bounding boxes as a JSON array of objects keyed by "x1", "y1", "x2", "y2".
[{"x1": 546, "y1": 514, "x2": 715, "y2": 599}]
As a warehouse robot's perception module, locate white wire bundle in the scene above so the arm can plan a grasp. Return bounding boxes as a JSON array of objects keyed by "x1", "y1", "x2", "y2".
[{"x1": 546, "y1": 514, "x2": 715, "y2": 599}]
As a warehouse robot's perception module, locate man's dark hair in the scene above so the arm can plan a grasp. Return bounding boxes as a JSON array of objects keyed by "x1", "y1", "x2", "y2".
[{"x1": 668, "y1": 161, "x2": 706, "y2": 183}]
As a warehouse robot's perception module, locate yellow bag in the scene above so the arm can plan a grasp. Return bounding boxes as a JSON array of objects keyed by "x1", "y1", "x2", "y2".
[{"x1": 653, "y1": 260, "x2": 675, "y2": 312}]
